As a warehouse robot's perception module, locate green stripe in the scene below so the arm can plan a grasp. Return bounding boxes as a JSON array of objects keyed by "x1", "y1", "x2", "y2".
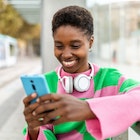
[
  {"x1": 119, "y1": 79, "x2": 140, "y2": 93},
  {"x1": 54, "y1": 121, "x2": 85, "y2": 134},
  {"x1": 94, "y1": 68, "x2": 121, "y2": 92},
  {"x1": 54, "y1": 121, "x2": 96, "y2": 139},
  {"x1": 44, "y1": 71, "x2": 58, "y2": 93},
  {"x1": 43, "y1": 129, "x2": 57, "y2": 140},
  {"x1": 83, "y1": 131, "x2": 96, "y2": 140},
  {"x1": 22, "y1": 125, "x2": 27, "y2": 135}
]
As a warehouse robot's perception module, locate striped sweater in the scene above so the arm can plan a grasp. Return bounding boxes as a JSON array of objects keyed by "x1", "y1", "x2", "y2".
[{"x1": 23, "y1": 63, "x2": 140, "y2": 140}]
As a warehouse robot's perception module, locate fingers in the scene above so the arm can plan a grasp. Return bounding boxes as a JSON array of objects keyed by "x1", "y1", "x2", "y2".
[
  {"x1": 39, "y1": 105, "x2": 71, "y2": 125},
  {"x1": 32, "y1": 94, "x2": 77, "y2": 124},
  {"x1": 23, "y1": 93, "x2": 59, "y2": 129},
  {"x1": 23, "y1": 102, "x2": 39, "y2": 116},
  {"x1": 37, "y1": 94, "x2": 61, "y2": 103},
  {"x1": 27, "y1": 117, "x2": 45, "y2": 129},
  {"x1": 30, "y1": 102, "x2": 65, "y2": 126},
  {"x1": 23, "y1": 93, "x2": 39, "y2": 116},
  {"x1": 25, "y1": 112, "x2": 50, "y2": 129},
  {"x1": 34, "y1": 94, "x2": 70, "y2": 115},
  {"x1": 42, "y1": 109, "x2": 69, "y2": 125},
  {"x1": 52, "y1": 116, "x2": 66, "y2": 125},
  {"x1": 23, "y1": 93, "x2": 87, "y2": 127},
  {"x1": 25, "y1": 112, "x2": 44, "y2": 122},
  {"x1": 23, "y1": 93, "x2": 37, "y2": 107},
  {"x1": 32, "y1": 99, "x2": 62, "y2": 116},
  {"x1": 33, "y1": 94, "x2": 65, "y2": 116}
]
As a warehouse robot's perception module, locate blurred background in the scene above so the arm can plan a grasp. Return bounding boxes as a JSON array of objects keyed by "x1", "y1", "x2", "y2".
[{"x1": 0, "y1": 0, "x2": 140, "y2": 139}]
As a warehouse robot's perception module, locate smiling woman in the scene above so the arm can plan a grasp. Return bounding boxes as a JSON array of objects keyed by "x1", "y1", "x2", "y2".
[
  {"x1": 53, "y1": 25, "x2": 93, "y2": 73},
  {"x1": 22, "y1": 5, "x2": 140, "y2": 140}
]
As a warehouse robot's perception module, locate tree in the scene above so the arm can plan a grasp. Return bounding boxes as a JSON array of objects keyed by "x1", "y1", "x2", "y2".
[{"x1": 0, "y1": 1, "x2": 40, "y2": 40}]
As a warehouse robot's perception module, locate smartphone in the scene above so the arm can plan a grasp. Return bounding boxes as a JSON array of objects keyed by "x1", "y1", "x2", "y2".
[{"x1": 20, "y1": 74, "x2": 50, "y2": 103}]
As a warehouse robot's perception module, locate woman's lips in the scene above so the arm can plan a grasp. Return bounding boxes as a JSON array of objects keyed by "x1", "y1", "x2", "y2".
[{"x1": 62, "y1": 60, "x2": 76, "y2": 68}]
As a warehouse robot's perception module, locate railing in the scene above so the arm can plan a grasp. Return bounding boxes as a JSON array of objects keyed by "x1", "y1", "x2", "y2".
[
  {"x1": 112, "y1": 122, "x2": 140, "y2": 140},
  {"x1": 131, "y1": 122, "x2": 140, "y2": 136}
]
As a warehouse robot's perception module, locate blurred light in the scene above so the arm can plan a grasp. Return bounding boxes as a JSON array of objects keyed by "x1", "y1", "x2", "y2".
[{"x1": 86, "y1": 0, "x2": 134, "y2": 7}]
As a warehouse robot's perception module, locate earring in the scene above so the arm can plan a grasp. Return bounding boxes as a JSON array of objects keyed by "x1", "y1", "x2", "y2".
[{"x1": 89, "y1": 48, "x2": 92, "y2": 52}]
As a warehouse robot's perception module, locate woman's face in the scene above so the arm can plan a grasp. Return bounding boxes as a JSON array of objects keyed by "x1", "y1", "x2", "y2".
[{"x1": 53, "y1": 25, "x2": 93, "y2": 73}]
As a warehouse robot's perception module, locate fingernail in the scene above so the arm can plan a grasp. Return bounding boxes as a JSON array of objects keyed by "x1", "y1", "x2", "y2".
[
  {"x1": 32, "y1": 111, "x2": 36, "y2": 116},
  {"x1": 31, "y1": 93, "x2": 37, "y2": 97},
  {"x1": 36, "y1": 98, "x2": 40, "y2": 102}
]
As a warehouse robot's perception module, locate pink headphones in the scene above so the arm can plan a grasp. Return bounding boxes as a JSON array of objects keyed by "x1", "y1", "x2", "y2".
[{"x1": 57, "y1": 62, "x2": 94, "y2": 93}]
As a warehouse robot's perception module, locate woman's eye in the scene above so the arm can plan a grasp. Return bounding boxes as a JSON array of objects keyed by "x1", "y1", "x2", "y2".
[
  {"x1": 55, "y1": 45, "x2": 63, "y2": 49},
  {"x1": 71, "y1": 45, "x2": 80, "y2": 49}
]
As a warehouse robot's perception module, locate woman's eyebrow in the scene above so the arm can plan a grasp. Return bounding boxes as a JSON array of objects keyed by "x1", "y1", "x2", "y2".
[
  {"x1": 54, "y1": 41, "x2": 62, "y2": 44},
  {"x1": 70, "y1": 40, "x2": 81, "y2": 43}
]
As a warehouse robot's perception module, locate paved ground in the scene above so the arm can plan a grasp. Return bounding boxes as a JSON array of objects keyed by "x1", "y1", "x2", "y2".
[
  {"x1": 0, "y1": 56, "x2": 42, "y2": 140},
  {"x1": 0, "y1": 57, "x2": 139, "y2": 140}
]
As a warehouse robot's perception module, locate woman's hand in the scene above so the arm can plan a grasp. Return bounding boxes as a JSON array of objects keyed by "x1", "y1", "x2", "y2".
[
  {"x1": 32, "y1": 94, "x2": 96, "y2": 125},
  {"x1": 23, "y1": 93, "x2": 41, "y2": 130},
  {"x1": 23, "y1": 93, "x2": 47, "y2": 139}
]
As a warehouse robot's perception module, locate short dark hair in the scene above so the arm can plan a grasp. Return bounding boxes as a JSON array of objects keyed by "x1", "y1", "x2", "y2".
[{"x1": 52, "y1": 5, "x2": 94, "y2": 37}]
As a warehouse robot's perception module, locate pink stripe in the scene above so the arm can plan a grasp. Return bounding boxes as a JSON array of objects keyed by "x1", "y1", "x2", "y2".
[
  {"x1": 94, "y1": 76, "x2": 126, "y2": 98},
  {"x1": 94, "y1": 86, "x2": 118, "y2": 98},
  {"x1": 93, "y1": 63, "x2": 100, "y2": 75},
  {"x1": 38, "y1": 125, "x2": 53, "y2": 140},
  {"x1": 24, "y1": 133, "x2": 30, "y2": 140},
  {"x1": 37, "y1": 127, "x2": 47, "y2": 140},
  {"x1": 56, "y1": 130, "x2": 83, "y2": 140},
  {"x1": 24, "y1": 125, "x2": 53, "y2": 140},
  {"x1": 118, "y1": 76, "x2": 127, "y2": 93}
]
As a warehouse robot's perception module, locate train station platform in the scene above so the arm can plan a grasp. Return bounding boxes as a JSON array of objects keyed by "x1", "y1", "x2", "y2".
[{"x1": 0, "y1": 56, "x2": 42, "y2": 140}]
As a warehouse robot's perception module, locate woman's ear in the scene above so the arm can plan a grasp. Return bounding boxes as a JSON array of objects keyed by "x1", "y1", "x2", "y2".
[{"x1": 89, "y1": 35, "x2": 94, "y2": 49}]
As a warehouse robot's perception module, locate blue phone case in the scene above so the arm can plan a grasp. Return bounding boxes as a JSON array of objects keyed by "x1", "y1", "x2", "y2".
[{"x1": 20, "y1": 74, "x2": 50, "y2": 103}]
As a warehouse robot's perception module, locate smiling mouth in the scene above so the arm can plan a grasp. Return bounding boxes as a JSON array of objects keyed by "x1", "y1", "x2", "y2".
[{"x1": 62, "y1": 60, "x2": 77, "y2": 68}]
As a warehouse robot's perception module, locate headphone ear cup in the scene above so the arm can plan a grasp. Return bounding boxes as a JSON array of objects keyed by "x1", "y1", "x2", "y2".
[
  {"x1": 64, "y1": 76, "x2": 73, "y2": 93},
  {"x1": 74, "y1": 74, "x2": 90, "y2": 92}
]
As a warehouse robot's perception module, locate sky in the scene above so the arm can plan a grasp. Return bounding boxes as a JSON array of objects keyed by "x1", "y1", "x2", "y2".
[{"x1": 86, "y1": 0, "x2": 136, "y2": 7}]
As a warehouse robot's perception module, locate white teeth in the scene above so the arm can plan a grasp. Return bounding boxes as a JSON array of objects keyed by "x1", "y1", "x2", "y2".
[{"x1": 63, "y1": 61, "x2": 75, "y2": 67}]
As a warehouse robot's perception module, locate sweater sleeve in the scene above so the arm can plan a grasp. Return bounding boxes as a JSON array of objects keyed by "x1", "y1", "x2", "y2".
[
  {"x1": 24, "y1": 124, "x2": 55, "y2": 140},
  {"x1": 85, "y1": 86, "x2": 140, "y2": 140}
]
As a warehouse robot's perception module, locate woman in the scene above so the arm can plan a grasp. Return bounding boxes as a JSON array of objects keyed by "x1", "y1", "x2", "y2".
[{"x1": 23, "y1": 5, "x2": 140, "y2": 140}]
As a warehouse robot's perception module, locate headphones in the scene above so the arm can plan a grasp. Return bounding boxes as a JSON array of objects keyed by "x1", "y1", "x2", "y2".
[{"x1": 57, "y1": 62, "x2": 94, "y2": 93}]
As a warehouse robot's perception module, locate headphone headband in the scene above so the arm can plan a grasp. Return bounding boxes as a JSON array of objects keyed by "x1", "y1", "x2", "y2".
[
  {"x1": 58, "y1": 62, "x2": 94, "y2": 80},
  {"x1": 57, "y1": 62, "x2": 94, "y2": 93}
]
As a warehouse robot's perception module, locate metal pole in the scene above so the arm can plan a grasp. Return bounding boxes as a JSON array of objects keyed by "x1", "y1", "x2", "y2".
[{"x1": 119, "y1": 2, "x2": 125, "y2": 63}]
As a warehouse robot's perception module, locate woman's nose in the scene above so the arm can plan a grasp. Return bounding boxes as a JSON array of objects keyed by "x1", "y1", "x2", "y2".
[{"x1": 62, "y1": 48, "x2": 72, "y2": 58}]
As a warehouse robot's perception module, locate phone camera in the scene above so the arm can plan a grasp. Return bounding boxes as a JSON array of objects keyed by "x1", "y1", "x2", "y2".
[{"x1": 32, "y1": 84, "x2": 36, "y2": 90}]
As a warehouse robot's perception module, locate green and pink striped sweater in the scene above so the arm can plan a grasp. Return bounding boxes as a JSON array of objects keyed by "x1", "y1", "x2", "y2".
[{"x1": 23, "y1": 63, "x2": 140, "y2": 140}]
